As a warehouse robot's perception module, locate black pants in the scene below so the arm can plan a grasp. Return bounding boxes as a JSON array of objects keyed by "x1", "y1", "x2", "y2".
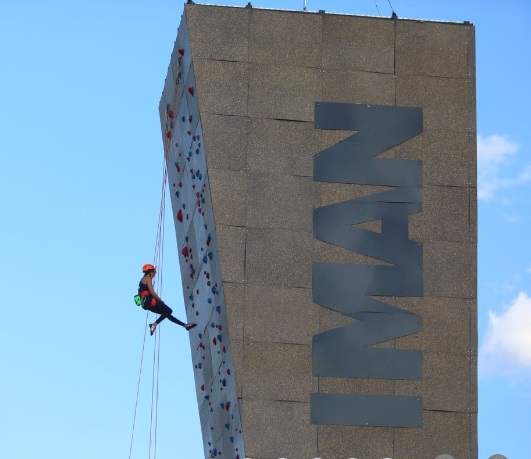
[{"x1": 142, "y1": 296, "x2": 186, "y2": 327}]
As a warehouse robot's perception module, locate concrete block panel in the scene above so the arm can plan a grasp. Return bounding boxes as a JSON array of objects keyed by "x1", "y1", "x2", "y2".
[
  {"x1": 322, "y1": 14, "x2": 395, "y2": 73},
  {"x1": 247, "y1": 118, "x2": 320, "y2": 177},
  {"x1": 223, "y1": 282, "x2": 245, "y2": 341},
  {"x1": 246, "y1": 173, "x2": 318, "y2": 231},
  {"x1": 242, "y1": 341, "x2": 315, "y2": 402},
  {"x1": 318, "y1": 376, "x2": 394, "y2": 395},
  {"x1": 317, "y1": 425, "x2": 394, "y2": 459},
  {"x1": 241, "y1": 399, "x2": 317, "y2": 459},
  {"x1": 395, "y1": 352, "x2": 471, "y2": 412},
  {"x1": 467, "y1": 25, "x2": 476, "y2": 79},
  {"x1": 193, "y1": 59, "x2": 249, "y2": 117},
  {"x1": 394, "y1": 297, "x2": 472, "y2": 355},
  {"x1": 394, "y1": 410, "x2": 472, "y2": 459},
  {"x1": 231, "y1": 338, "x2": 244, "y2": 398},
  {"x1": 313, "y1": 237, "x2": 390, "y2": 267},
  {"x1": 468, "y1": 133, "x2": 477, "y2": 187},
  {"x1": 244, "y1": 284, "x2": 318, "y2": 345},
  {"x1": 470, "y1": 355, "x2": 478, "y2": 413},
  {"x1": 409, "y1": 185, "x2": 470, "y2": 242},
  {"x1": 216, "y1": 225, "x2": 246, "y2": 283},
  {"x1": 320, "y1": 129, "x2": 365, "y2": 157},
  {"x1": 470, "y1": 412, "x2": 478, "y2": 458},
  {"x1": 186, "y1": 4, "x2": 250, "y2": 62},
  {"x1": 200, "y1": 113, "x2": 249, "y2": 171},
  {"x1": 467, "y1": 76, "x2": 477, "y2": 132},
  {"x1": 318, "y1": 305, "x2": 355, "y2": 334},
  {"x1": 424, "y1": 241, "x2": 476, "y2": 298},
  {"x1": 395, "y1": 130, "x2": 472, "y2": 187},
  {"x1": 396, "y1": 21, "x2": 469, "y2": 78},
  {"x1": 249, "y1": 9, "x2": 322, "y2": 67},
  {"x1": 469, "y1": 186, "x2": 477, "y2": 242},
  {"x1": 322, "y1": 69, "x2": 396, "y2": 106},
  {"x1": 208, "y1": 169, "x2": 247, "y2": 227},
  {"x1": 396, "y1": 75, "x2": 471, "y2": 132},
  {"x1": 470, "y1": 298, "x2": 478, "y2": 356},
  {"x1": 245, "y1": 228, "x2": 313, "y2": 288},
  {"x1": 248, "y1": 64, "x2": 321, "y2": 121}
]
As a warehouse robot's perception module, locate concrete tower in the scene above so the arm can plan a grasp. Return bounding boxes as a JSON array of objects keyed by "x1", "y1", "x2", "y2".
[{"x1": 159, "y1": 4, "x2": 477, "y2": 459}]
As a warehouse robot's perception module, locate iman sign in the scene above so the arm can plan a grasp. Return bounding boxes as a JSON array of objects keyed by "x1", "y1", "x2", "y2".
[{"x1": 311, "y1": 102, "x2": 424, "y2": 428}]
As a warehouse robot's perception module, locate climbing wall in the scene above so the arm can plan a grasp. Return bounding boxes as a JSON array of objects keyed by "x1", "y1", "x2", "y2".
[
  {"x1": 160, "y1": 4, "x2": 477, "y2": 459},
  {"x1": 158, "y1": 15, "x2": 244, "y2": 459}
]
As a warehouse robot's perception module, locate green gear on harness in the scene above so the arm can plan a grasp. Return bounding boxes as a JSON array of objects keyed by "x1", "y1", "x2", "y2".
[{"x1": 133, "y1": 295, "x2": 143, "y2": 307}]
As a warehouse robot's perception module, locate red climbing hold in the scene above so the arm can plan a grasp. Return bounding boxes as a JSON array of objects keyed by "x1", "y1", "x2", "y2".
[
  {"x1": 166, "y1": 130, "x2": 172, "y2": 139},
  {"x1": 177, "y1": 209, "x2": 183, "y2": 222},
  {"x1": 181, "y1": 246, "x2": 189, "y2": 257},
  {"x1": 168, "y1": 110, "x2": 174, "y2": 119},
  {"x1": 225, "y1": 401, "x2": 230, "y2": 411},
  {"x1": 188, "y1": 87, "x2": 194, "y2": 96},
  {"x1": 178, "y1": 48, "x2": 185, "y2": 56}
]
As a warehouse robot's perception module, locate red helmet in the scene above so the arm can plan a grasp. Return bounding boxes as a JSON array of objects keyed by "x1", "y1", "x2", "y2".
[{"x1": 142, "y1": 264, "x2": 156, "y2": 273}]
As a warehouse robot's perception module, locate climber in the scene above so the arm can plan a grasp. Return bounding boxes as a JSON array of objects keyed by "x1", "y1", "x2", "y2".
[{"x1": 138, "y1": 264, "x2": 197, "y2": 336}]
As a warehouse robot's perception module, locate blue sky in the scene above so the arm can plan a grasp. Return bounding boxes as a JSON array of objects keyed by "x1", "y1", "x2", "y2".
[{"x1": 0, "y1": 1, "x2": 529, "y2": 458}]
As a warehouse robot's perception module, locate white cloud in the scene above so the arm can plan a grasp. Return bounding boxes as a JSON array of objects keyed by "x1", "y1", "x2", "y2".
[
  {"x1": 480, "y1": 292, "x2": 531, "y2": 377},
  {"x1": 477, "y1": 134, "x2": 530, "y2": 200}
]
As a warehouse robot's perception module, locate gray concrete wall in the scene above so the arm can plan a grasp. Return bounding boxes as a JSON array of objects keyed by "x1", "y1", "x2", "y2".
[{"x1": 160, "y1": 5, "x2": 477, "y2": 459}]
